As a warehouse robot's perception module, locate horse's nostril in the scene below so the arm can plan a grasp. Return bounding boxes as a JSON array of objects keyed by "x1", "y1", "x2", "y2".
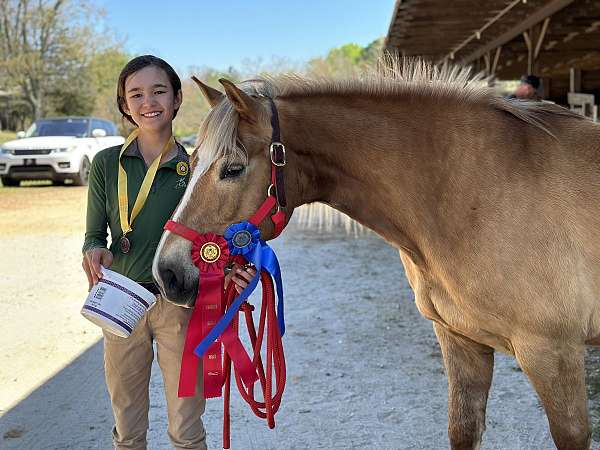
[
  {"x1": 160, "y1": 268, "x2": 181, "y2": 294},
  {"x1": 167, "y1": 270, "x2": 175, "y2": 290},
  {"x1": 156, "y1": 264, "x2": 196, "y2": 305}
]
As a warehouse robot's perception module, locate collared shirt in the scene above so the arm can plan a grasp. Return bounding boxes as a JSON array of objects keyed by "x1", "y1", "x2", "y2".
[{"x1": 83, "y1": 139, "x2": 190, "y2": 283}]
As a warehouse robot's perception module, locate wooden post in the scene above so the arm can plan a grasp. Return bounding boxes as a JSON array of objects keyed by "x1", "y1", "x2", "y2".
[
  {"x1": 569, "y1": 68, "x2": 581, "y2": 92},
  {"x1": 541, "y1": 77, "x2": 551, "y2": 99},
  {"x1": 523, "y1": 18, "x2": 550, "y2": 74}
]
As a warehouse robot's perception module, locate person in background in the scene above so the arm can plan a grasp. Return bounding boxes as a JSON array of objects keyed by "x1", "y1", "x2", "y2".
[
  {"x1": 510, "y1": 74, "x2": 541, "y2": 100},
  {"x1": 81, "y1": 55, "x2": 254, "y2": 450}
]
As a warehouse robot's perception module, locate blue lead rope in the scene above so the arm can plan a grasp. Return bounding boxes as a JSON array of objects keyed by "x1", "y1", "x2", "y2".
[{"x1": 260, "y1": 242, "x2": 285, "y2": 336}]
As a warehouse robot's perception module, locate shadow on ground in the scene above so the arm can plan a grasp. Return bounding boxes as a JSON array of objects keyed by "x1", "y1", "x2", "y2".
[{"x1": 0, "y1": 340, "x2": 113, "y2": 450}]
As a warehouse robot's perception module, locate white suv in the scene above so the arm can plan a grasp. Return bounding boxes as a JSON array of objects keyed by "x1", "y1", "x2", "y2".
[{"x1": 0, "y1": 117, "x2": 124, "y2": 186}]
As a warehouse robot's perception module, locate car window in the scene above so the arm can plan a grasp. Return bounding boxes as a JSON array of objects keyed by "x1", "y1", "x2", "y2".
[
  {"x1": 91, "y1": 120, "x2": 105, "y2": 135},
  {"x1": 26, "y1": 118, "x2": 90, "y2": 138},
  {"x1": 92, "y1": 119, "x2": 117, "y2": 136},
  {"x1": 102, "y1": 120, "x2": 118, "y2": 136}
]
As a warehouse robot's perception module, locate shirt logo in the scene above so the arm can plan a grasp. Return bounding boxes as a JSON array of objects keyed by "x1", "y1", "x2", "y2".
[
  {"x1": 176, "y1": 161, "x2": 189, "y2": 176},
  {"x1": 175, "y1": 177, "x2": 187, "y2": 190}
]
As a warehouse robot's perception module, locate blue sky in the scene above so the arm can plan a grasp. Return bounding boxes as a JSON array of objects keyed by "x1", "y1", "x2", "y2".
[{"x1": 98, "y1": 0, "x2": 396, "y2": 75}]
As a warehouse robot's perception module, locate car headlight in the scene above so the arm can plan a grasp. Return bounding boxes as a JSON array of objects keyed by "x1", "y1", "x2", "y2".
[{"x1": 0, "y1": 147, "x2": 11, "y2": 155}]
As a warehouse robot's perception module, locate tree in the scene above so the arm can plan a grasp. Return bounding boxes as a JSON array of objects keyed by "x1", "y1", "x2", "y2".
[
  {"x1": 173, "y1": 39, "x2": 385, "y2": 137},
  {"x1": 306, "y1": 38, "x2": 384, "y2": 77},
  {"x1": 0, "y1": 0, "x2": 103, "y2": 120},
  {"x1": 174, "y1": 66, "x2": 243, "y2": 137},
  {"x1": 87, "y1": 46, "x2": 131, "y2": 132}
]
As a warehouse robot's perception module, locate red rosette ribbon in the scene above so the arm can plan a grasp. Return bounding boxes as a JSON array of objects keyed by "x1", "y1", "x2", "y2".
[
  {"x1": 191, "y1": 233, "x2": 230, "y2": 272},
  {"x1": 179, "y1": 233, "x2": 231, "y2": 398}
]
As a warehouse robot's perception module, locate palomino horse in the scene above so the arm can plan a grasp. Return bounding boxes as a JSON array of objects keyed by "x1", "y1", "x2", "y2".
[{"x1": 153, "y1": 59, "x2": 600, "y2": 450}]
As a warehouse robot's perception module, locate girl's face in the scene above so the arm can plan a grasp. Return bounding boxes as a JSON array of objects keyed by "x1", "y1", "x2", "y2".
[{"x1": 123, "y1": 65, "x2": 182, "y2": 132}]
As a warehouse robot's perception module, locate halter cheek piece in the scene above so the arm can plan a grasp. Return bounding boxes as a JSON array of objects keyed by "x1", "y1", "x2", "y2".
[{"x1": 163, "y1": 98, "x2": 288, "y2": 449}]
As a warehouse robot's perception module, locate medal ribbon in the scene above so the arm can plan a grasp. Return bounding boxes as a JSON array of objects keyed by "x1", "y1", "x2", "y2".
[{"x1": 118, "y1": 129, "x2": 175, "y2": 239}]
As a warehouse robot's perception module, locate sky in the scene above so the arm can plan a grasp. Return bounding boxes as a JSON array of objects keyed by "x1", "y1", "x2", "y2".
[{"x1": 97, "y1": 0, "x2": 397, "y2": 76}]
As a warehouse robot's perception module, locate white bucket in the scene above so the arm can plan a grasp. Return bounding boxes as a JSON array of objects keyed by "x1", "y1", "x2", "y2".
[{"x1": 81, "y1": 267, "x2": 157, "y2": 338}]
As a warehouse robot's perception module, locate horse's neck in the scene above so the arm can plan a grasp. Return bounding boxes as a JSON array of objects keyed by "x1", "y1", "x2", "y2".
[{"x1": 279, "y1": 94, "x2": 482, "y2": 258}]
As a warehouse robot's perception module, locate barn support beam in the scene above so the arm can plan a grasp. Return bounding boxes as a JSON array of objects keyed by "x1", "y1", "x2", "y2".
[{"x1": 461, "y1": 0, "x2": 573, "y2": 64}]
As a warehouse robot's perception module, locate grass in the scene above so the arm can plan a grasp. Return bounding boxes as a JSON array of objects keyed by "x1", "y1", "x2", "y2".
[{"x1": 0, "y1": 131, "x2": 17, "y2": 145}]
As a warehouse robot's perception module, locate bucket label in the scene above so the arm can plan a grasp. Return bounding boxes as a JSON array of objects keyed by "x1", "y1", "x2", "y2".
[{"x1": 81, "y1": 267, "x2": 157, "y2": 337}]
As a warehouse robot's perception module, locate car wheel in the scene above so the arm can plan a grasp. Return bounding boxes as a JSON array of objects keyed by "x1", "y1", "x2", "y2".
[
  {"x1": 1, "y1": 176, "x2": 19, "y2": 187},
  {"x1": 72, "y1": 156, "x2": 90, "y2": 186},
  {"x1": 52, "y1": 179, "x2": 66, "y2": 186}
]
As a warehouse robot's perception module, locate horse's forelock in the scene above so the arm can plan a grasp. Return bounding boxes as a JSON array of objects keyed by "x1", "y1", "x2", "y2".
[{"x1": 194, "y1": 101, "x2": 241, "y2": 176}]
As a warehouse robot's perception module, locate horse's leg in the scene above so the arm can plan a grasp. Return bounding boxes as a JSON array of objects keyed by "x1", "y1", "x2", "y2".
[
  {"x1": 433, "y1": 323, "x2": 494, "y2": 450},
  {"x1": 513, "y1": 339, "x2": 591, "y2": 450}
]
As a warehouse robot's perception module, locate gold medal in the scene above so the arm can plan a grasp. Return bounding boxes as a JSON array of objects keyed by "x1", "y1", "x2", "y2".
[{"x1": 200, "y1": 242, "x2": 221, "y2": 263}]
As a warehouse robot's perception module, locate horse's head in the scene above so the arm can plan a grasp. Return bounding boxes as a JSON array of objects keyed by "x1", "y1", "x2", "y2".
[{"x1": 153, "y1": 77, "x2": 295, "y2": 306}]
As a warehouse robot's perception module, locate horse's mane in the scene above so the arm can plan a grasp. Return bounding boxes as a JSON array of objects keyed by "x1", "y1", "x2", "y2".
[
  {"x1": 251, "y1": 56, "x2": 488, "y2": 101},
  {"x1": 194, "y1": 56, "x2": 583, "y2": 176}
]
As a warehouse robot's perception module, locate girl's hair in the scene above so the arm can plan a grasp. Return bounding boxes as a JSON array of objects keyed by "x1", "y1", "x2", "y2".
[{"x1": 117, "y1": 55, "x2": 182, "y2": 126}]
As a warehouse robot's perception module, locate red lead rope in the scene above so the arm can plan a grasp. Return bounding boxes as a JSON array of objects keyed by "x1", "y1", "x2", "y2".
[{"x1": 222, "y1": 262, "x2": 286, "y2": 449}]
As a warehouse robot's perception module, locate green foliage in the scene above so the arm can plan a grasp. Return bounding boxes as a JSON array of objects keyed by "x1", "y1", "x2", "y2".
[
  {"x1": 175, "y1": 40, "x2": 383, "y2": 137},
  {"x1": 174, "y1": 66, "x2": 243, "y2": 137},
  {"x1": 0, "y1": 1, "x2": 92, "y2": 119},
  {"x1": 87, "y1": 46, "x2": 131, "y2": 133},
  {"x1": 330, "y1": 43, "x2": 364, "y2": 64},
  {"x1": 0, "y1": 131, "x2": 17, "y2": 144},
  {"x1": 307, "y1": 38, "x2": 384, "y2": 77},
  {"x1": 0, "y1": 0, "x2": 129, "y2": 126}
]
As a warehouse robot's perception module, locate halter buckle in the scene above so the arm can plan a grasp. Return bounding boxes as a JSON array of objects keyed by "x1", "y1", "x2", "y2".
[
  {"x1": 270, "y1": 142, "x2": 286, "y2": 167},
  {"x1": 267, "y1": 184, "x2": 282, "y2": 211}
]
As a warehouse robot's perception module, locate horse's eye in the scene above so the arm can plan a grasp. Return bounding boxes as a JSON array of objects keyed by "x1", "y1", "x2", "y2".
[{"x1": 220, "y1": 164, "x2": 245, "y2": 180}]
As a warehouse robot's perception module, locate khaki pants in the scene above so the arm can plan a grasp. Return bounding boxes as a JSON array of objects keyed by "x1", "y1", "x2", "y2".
[{"x1": 103, "y1": 296, "x2": 207, "y2": 450}]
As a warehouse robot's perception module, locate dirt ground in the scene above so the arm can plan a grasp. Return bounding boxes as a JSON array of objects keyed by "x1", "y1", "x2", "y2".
[{"x1": 1, "y1": 185, "x2": 600, "y2": 449}]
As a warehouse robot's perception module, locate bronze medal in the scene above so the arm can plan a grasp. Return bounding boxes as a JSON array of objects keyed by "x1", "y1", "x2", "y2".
[{"x1": 120, "y1": 236, "x2": 131, "y2": 254}]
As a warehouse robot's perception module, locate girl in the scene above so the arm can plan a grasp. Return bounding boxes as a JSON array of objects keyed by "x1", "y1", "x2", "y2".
[{"x1": 82, "y1": 55, "x2": 253, "y2": 450}]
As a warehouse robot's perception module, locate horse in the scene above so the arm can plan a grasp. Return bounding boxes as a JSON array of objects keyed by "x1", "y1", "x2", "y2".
[{"x1": 153, "y1": 58, "x2": 600, "y2": 450}]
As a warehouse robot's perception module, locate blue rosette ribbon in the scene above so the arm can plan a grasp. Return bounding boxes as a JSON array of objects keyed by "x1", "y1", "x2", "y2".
[{"x1": 193, "y1": 221, "x2": 285, "y2": 358}]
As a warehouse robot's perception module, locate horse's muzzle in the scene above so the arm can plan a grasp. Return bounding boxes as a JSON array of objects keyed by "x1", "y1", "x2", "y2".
[{"x1": 154, "y1": 260, "x2": 199, "y2": 307}]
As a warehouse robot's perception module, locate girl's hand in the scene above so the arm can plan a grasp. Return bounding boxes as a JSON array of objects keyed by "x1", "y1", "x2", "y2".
[
  {"x1": 226, "y1": 263, "x2": 258, "y2": 294},
  {"x1": 82, "y1": 247, "x2": 114, "y2": 291}
]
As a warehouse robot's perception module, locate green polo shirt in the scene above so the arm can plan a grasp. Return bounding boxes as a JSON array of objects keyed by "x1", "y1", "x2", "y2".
[{"x1": 82, "y1": 139, "x2": 190, "y2": 283}]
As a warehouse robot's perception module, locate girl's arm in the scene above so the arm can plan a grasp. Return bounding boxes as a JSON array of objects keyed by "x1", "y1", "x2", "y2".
[{"x1": 82, "y1": 154, "x2": 113, "y2": 289}]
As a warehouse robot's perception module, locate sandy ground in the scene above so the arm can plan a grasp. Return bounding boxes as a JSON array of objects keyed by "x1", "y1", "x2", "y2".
[{"x1": 1, "y1": 185, "x2": 600, "y2": 449}]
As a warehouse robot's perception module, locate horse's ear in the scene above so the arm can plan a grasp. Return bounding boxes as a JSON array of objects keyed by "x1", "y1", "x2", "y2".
[
  {"x1": 219, "y1": 78, "x2": 259, "y2": 122},
  {"x1": 191, "y1": 76, "x2": 223, "y2": 108}
]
